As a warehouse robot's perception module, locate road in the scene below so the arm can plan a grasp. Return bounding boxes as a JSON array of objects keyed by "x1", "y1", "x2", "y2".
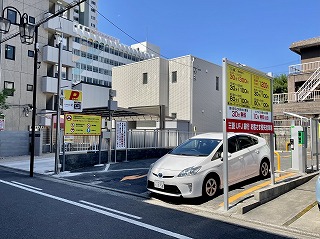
[{"x1": 0, "y1": 168, "x2": 295, "y2": 239}]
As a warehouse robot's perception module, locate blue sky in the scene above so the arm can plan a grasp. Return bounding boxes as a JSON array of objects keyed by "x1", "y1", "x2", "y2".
[{"x1": 97, "y1": 0, "x2": 319, "y2": 76}]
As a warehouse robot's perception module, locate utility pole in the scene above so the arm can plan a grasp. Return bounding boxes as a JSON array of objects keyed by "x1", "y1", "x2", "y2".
[{"x1": 55, "y1": 34, "x2": 63, "y2": 174}]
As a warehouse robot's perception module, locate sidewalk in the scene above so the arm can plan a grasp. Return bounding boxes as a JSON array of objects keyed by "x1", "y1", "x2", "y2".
[{"x1": 0, "y1": 153, "x2": 56, "y2": 175}]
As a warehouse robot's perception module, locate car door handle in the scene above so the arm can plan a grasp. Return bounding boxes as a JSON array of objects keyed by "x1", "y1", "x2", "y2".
[
  {"x1": 238, "y1": 156, "x2": 244, "y2": 160},
  {"x1": 255, "y1": 150, "x2": 259, "y2": 154}
]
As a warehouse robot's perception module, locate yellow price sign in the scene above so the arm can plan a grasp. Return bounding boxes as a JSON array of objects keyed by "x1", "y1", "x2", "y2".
[
  {"x1": 227, "y1": 65, "x2": 251, "y2": 108},
  {"x1": 252, "y1": 74, "x2": 271, "y2": 111},
  {"x1": 64, "y1": 114, "x2": 101, "y2": 136}
]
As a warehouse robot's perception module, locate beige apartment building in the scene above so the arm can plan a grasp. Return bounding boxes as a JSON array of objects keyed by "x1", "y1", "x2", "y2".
[{"x1": 112, "y1": 55, "x2": 223, "y2": 133}]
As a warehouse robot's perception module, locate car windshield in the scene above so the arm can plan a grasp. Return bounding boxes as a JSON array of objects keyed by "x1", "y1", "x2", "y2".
[{"x1": 170, "y1": 138, "x2": 221, "y2": 156}]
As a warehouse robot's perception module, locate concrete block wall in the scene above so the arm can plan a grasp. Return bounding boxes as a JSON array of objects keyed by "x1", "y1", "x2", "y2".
[{"x1": 0, "y1": 131, "x2": 29, "y2": 156}]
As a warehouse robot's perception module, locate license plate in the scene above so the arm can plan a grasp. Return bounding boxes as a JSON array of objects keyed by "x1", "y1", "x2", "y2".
[{"x1": 154, "y1": 180, "x2": 164, "y2": 189}]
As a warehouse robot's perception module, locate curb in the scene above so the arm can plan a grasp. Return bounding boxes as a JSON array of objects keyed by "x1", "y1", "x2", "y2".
[{"x1": 238, "y1": 172, "x2": 318, "y2": 214}]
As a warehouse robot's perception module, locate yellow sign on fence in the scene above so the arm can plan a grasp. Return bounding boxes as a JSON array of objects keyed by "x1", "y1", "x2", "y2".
[{"x1": 64, "y1": 114, "x2": 101, "y2": 136}]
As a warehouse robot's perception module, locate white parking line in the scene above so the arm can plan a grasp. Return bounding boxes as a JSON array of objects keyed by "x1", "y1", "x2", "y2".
[
  {"x1": 0, "y1": 179, "x2": 192, "y2": 239},
  {"x1": 11, "y1": 181, "x2": 43, "y2": 191},
  {"x1": 80, "y1": 200, "x2": 142, "y2": 219}
]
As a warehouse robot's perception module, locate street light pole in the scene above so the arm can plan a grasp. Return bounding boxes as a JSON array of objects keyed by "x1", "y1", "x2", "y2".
[{"x1": 30, "y1": 25, "x2": 38, "y2": 177}]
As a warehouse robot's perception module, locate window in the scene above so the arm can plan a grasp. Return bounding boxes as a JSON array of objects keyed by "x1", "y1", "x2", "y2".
[
  {"x1": 237, "y1": 135, "x2": 258, "y2": 150},
  {"x1": 91, "y1": 8, "x2": 96, "y2": 13},
  {"x1": 27, "y1": 84, "x2": 33, "y2": 91},
  {"x1": 93, "y1": 66, "x2": 98, "y2": 73},
  {"x1": 73, "y1": 49, "x2": 80, "y2": 56},
  {"x1": 74, "y1": 17, "x2": 79, "y2": 22},
  {"x1": 91, "y1": 1, "x2": 96, "y2": 5},
  {"x1": 143, "y1": 73, "x2": 148, "y2": 84},
  {"x1": 172, "y1": 71, "x2": 177, "y2": 83},
  {"x1": 171, "y1": 113, "x2": 177, "y2": 118},
  {"x1": 91, "y1": 23, "x2": 95, "y2": 28},
  {"x1": 7, "y1": 9, "x2": 17, "y2": 24},
  {"x1": 4, "y1": 81, "x2": 14, "y2": 96},
  {"x1": 93, "y1": 42, "x2": 98, "y2": 49},
  {"x1": 5, "y1": 45, "x2": 15, "y2": 60},
  {"x1": 29, "y1": 16, "x2": 35, "y2": 24},
  {"x1": 216, "y1": 76, "x2": 219, "y2": 91},
  {"x1": 28, "y1": 50, "x2": 34, "y2": 57},
  {"x1": 87, "y1": 65, "x2": 92, "y2": 71},
  {"x1": 93, "y1": 54, "x2": 98, "y2": 61},
  {"x1": 228, "y1": 137, "x2": 238, "y2": 153},
  {"x1": 74, "y1": 37, "x2": 80, "y2": 43}
]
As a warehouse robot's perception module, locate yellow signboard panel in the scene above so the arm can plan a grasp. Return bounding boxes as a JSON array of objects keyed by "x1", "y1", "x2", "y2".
[
  {"x1": 226, "y1": 64, "x2": 271, "y2": 111},
  {"x1": 227, "y1": 65, "x2": 252, "y2": 108},
  {"x1": 252, "y1": 74, "x2": 271, "y2": 111},
  {"x1": 63, "y1": 90, "x2": 82, "y2": 101},
  {"x1": 64, "y1": 114, "x2": 101, "y2": 136}
]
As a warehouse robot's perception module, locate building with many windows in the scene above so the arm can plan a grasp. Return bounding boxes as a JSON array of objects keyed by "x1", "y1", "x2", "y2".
[
  {"x1": 76, "y1": 0, "x2": 98, "y2": 29},
  {"x1": 72, "y1": 23, "x2": 159, "y2": 87},
  {"x1": 0, "y1": 0, "x2": 159, "y2": 156}
]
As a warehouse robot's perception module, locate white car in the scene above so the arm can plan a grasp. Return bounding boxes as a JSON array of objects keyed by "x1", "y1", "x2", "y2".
[
  {"x1": 147, "y1": 132, "x2": 270, "y2": 198},
  {"x1": 316, "y1": 174, "x2": 320, "y2": 210}
]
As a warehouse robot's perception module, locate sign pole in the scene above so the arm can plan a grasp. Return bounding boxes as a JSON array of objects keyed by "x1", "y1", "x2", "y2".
[{"x1": 222, "y1": 58, "x2": 229, "y2": 211}]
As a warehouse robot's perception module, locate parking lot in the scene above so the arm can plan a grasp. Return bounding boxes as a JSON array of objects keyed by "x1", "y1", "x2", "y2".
[{"x1": 64, "y1": 151, "x2": 295, "y2": 204}]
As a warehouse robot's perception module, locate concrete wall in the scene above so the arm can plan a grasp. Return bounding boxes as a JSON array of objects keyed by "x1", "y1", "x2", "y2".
[
  {"x1": 0, "y1": 131, "x2": 29, "y2": 156},
  {"x1": 60, "y1": 148, "x2": 172, "y2": 171},
  {"x1": 192, "y1": 57, "x2": 222, "y2": 133},
  {"x1": 113, "y1": 57, "x2": 169, "y2": 108}
]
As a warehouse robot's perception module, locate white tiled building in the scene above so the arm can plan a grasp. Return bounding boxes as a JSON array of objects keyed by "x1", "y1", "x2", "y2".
[
  {"x1": 72, "y1": 25, "x2": 159, "y2": 88},
  {"x1": 112, "y1": 55, "x2": 223, "y2": 133}
]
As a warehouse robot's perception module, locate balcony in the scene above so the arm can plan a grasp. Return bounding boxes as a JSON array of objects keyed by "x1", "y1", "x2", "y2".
[
  {"x1": 43, "y1": 12, "x2": 75, "y2": 36},
  {"x1": 41, "y1": 76, "x2": 72, "y2": 94},
  {"x1": 42, "y1": 45, "x2": 75, "y2": 68}
]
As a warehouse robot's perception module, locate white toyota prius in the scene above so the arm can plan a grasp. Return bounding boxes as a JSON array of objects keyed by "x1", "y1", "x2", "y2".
[{"x1": 147, "y1": 132, "x2": 271, "y2": 198}]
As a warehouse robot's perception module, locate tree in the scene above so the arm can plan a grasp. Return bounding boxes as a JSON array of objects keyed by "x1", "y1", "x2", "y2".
[
  {"x1": 0, "y1": 89, "x2": 14, "y2": 116},
  {"x1": 273, "y1": 74, "x2": 288, "y2": 94}
]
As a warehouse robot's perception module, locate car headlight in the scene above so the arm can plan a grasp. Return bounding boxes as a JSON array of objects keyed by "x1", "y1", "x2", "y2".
[
  {"x1": 148, "y1": 163, "x2": 155, "y2": 175},
  {"x1": 178, "y1": 166, "x2": 201, "y2": 177}
]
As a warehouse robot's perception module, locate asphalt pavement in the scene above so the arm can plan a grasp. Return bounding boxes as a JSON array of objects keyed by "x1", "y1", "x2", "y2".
[{"x1": 0, "y1": 152, "x2": 319, "y2": 239}]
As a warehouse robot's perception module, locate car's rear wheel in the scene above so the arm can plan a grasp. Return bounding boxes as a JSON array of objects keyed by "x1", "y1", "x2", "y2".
[
  {"x1": 202, "y1": 174, "x2": 219, "y2": 198},
  {"x1": 260, "y1": 159, "x2": 270, "y2": 179}
]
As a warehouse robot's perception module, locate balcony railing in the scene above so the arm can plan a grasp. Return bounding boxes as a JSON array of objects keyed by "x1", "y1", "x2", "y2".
[
  {"x1": 289, "y1": 61, "x2": 320, "y2": 75},
  {"x1": 273, "y1": 90, "x2": 320, "y2": 104}
]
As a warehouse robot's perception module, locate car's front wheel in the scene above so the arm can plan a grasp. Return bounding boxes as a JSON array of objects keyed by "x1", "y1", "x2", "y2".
[
  {"x1": 260, "y1": 159, "x2": 270, "y2": 179},
  {"x1": 202, "y1": 174, "x2": 219, "y2": 198}
]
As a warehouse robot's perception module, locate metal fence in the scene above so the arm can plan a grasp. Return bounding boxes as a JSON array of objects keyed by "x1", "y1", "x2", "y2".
[{"x1": 60, "y1": 129, "x2": 195, "y2": 153}]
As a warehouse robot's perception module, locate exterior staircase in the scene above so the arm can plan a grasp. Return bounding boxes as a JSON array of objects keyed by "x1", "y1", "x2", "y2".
[{"x1": 296, "y1": 67, "x2": 320, "y2": 101}]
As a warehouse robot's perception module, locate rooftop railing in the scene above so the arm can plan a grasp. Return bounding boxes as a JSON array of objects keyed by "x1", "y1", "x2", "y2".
[
  {"x1": 289, "y1": 61, "x2": 320, "y2": 75},
  {"x1": 273, "y1": 90, "x2": 320, "y2": 104}
]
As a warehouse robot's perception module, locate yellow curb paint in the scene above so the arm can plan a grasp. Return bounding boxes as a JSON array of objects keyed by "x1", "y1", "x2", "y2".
[
  {"x1": 120, "y1": 174, "x2": 148, "y2": 182},
  {"x1": 219, "y1": 172, "x2": 296, "y2": 206}
]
